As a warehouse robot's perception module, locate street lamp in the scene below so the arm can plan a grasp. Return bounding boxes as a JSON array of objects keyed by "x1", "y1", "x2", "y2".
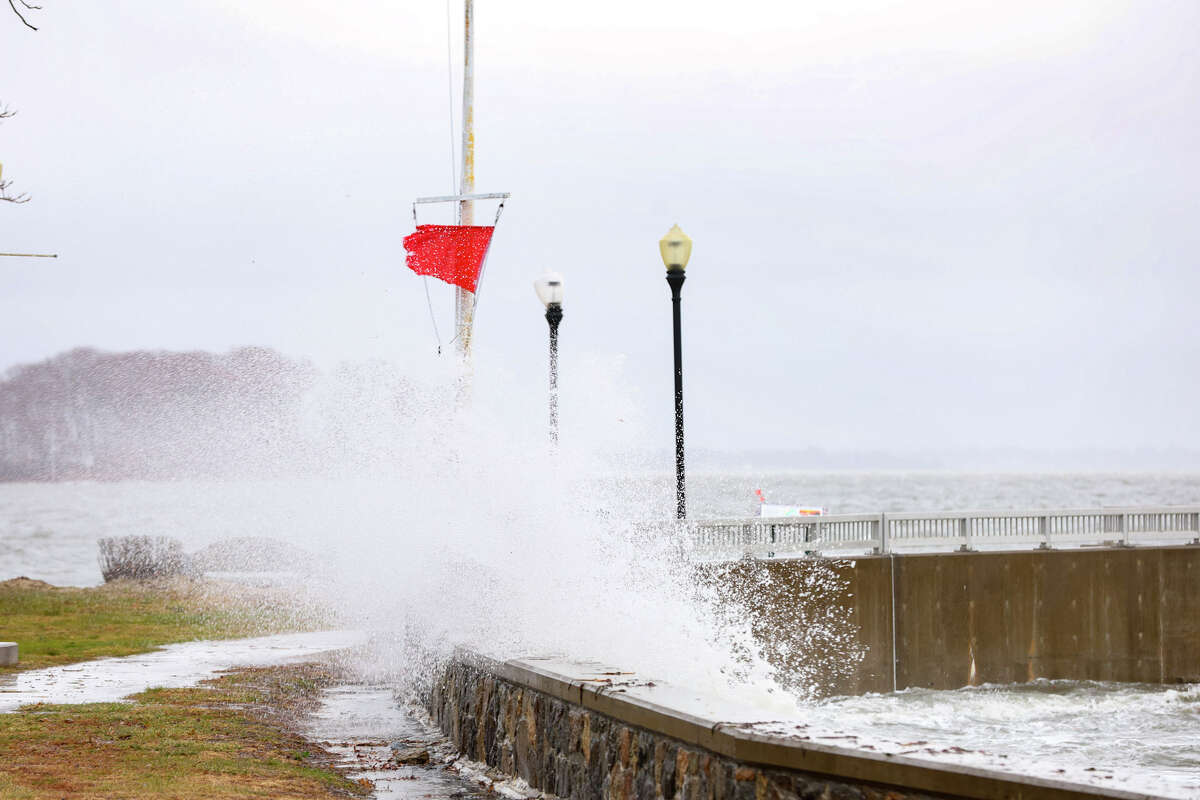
[
  {"x1": 533, "y1": 271, "x2": 565, "y2": 443},
  {"x1": 659, "y1": 224, "x2": 692, "y2": 519}
]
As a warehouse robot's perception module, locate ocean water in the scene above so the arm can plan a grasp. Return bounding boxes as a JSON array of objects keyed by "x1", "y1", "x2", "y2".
[
  {"x1": 1, "y1": 472, "x2": 1198, "y2": 796},
  {"x1": 683, "y1": 469, "x2": 1200, "y2": 517},
  {"x1": 1, "y1": 471, "x2": 1198, "y2": 587},
  {"x1": 783, "y1": 679, "x2": 1200, "y2": 798}
]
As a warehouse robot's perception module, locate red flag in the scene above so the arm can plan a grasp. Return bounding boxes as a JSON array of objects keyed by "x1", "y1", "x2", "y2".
[{"x1": 403, "y1": 224, "x2": 495, "y2": 293}]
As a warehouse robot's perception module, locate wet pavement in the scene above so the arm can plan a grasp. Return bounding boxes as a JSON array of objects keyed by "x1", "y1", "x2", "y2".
[
  {"x1": 305, "y1": 684, "x2": 537, "y2": 799},
  {"x1": 0, "y1": 630, "x2": 366, "y2": 711},
  {"x1": 0, "y1": 632, "x2": 541, "y2": 798}
]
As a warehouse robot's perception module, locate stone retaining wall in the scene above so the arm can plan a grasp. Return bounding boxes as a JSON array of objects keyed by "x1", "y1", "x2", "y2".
[
  {"x1": 427, "y1": 657, "x2": 1141, "y2": 800},
  {"x1": 430, "y1": 659, "x2": 937, "y2": 800}
]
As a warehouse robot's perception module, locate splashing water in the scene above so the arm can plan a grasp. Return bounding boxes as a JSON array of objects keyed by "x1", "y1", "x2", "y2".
[
  {"x1": 0, "y1": 351, "x2": 839, "y2": 710},
  {"x1": 281, "y1": 365, "x2": 823, "y2": 712}
]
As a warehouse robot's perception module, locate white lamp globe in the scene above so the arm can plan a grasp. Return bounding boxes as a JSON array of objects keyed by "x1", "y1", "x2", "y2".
[{"x1": 533, "y1": 271, "x2": 565, "y2": 307}]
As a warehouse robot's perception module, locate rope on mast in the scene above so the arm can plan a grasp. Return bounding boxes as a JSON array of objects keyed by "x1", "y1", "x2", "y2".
[
  {"x1": 421, "y1": 0, "x2": 462, "y2": 356},
  {"x1": 445, "y1": 0, "x2": 458, "y2": 196}
]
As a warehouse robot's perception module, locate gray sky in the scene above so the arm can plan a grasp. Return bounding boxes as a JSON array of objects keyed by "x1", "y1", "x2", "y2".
[{"x1": 1, "y1": 0, "x2": 1197, "y2": 454}]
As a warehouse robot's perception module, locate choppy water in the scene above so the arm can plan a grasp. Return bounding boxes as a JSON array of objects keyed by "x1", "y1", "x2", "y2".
[
  {"x1": 684, "y1": 469, "x2": 1200, "y2": 516},
  {"x1": 2, "y1": 472, "x2": 1196, "y2": 586},
  {"x1": 790, "y1": 680, "x2": 1200, "y2": 798}
]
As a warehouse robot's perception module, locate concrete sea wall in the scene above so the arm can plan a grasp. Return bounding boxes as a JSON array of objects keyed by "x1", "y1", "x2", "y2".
[
  {"x1": 715, "y1": 546, "x2": 1200, "y2": 695},
  {"x1": 428, "y1": 656, "x2": 1145, "y2": 800}
]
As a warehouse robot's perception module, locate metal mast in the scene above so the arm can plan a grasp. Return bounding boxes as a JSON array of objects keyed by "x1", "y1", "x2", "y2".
[{"x1": 455, "y1": 0, "x2": 476, "y2": 364}]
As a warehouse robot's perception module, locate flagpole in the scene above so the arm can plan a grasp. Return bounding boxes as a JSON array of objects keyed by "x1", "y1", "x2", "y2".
[{"x1": 455, "y1": 0, "x2": 476, "y2": 365}]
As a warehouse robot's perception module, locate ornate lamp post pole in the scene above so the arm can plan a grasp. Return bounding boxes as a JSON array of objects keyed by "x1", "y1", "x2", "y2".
[
  {"x1": 659, "y1": 225, "x2": 692, "y2": 519},
  {"x1": 533, "y1": 272, "x2": 565, "y2": 443}
]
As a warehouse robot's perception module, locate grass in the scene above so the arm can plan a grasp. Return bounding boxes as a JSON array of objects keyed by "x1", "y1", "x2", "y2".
[
  {"x1": 0, "y1": 662, "x2": 369, "y2": 799},
  {"x1": 0, "y1": 577, "x2": 330, "y2": 673}
]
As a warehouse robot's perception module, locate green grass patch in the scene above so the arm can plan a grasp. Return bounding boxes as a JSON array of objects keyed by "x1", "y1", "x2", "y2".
[
  {"x1": 0, "y1": 663, "x2": 366, "y2": 800},
  {"x1": 0, "y1": 577, "x2": 328, "y2": 673}
]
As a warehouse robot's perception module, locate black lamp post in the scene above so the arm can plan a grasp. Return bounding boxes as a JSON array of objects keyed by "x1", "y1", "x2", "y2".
[
  {"x1": 659, "y1": 224, "x2": 693, "y2": 519},
  {"x1": 533, "y1": 272, "x2": 565, "y2": 443}
]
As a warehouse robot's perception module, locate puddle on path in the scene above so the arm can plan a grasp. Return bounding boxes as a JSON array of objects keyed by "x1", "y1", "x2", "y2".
[
  {"x1": 306, "y1": 684, "x2": 538, "y2": 800},
  {"x1": 0, "y1": 630, "x2": 365, "y2": 711},
  {"x1": 0, "y1": 632, "x2": 523, "y2": 798}
]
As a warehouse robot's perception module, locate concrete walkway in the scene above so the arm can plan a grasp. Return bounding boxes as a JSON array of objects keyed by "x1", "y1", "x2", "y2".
[{"x1": 0, "y1": 630, "x2": 364, "y2": 712}]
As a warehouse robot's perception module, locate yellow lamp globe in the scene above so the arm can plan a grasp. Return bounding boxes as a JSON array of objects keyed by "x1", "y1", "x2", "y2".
[{"x1": 659, "y1": 224, "x2": 692, "y2": 271}]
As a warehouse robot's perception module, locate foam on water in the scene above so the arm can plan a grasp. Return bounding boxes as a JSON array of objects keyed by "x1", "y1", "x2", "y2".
[{"x1": 770, "y1": 679, "x2": 1200, "y2": 798}]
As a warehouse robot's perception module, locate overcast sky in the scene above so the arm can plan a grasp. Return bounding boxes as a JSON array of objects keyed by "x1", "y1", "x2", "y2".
[{"x1": 1, "y1": 1, "x2": 1197, "y2": 456}]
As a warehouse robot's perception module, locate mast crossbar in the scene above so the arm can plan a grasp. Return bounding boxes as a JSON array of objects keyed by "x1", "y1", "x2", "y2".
[{"x1": 415, "y1": 192, "x2": 510, "y2": 205}]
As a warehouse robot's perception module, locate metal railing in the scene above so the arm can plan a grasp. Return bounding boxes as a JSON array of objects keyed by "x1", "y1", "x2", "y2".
[{"x1": 689, "y1": 505, "x2": 1200, "y2": 558}]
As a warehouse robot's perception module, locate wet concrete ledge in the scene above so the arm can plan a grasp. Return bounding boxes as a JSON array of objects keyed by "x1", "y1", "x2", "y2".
[
  {"x1": 429, "y1": 653, "x2": 1164, "y2": 800},
  {"x1": 714, "y1": 546, "x2": 1200, "y2": 695}
]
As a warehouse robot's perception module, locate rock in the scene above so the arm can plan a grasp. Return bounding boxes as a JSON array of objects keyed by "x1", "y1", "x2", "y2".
[{"x1": 390, "y1": 744, "x2": 431, "y2": 765}]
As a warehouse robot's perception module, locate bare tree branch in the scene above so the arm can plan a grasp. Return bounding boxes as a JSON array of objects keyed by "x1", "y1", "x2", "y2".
[
  {"x1": 8, "y1": 0, "x2": 39, "y2": 30},
  {"x1": 0, "y1": 179, "x2": 30, "y2": 203},
  {"x1": 5, "y1": 0, "x2": 39, "y2": 200},
  {"x1": 1, "y1": 102, "x2": 30, "y2": 201}
]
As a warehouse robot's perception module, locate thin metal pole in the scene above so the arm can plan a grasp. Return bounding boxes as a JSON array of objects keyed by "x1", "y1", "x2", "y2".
[
  {"x1": 545, "y1": 304, "x2": 562, "y2": 443},
  {"x1": 455, "y1": 0, "x2": 476, "y2": 364},
  {"x1": 667, "y1": 269, "x2": 686, "y2": 519},
  {"x1": 890, "y1": 551, "x2": 899, "y2": 692}
]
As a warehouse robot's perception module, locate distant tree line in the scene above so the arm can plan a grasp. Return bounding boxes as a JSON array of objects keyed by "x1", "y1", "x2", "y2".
[{"x1": 0, "y1": 347, "x2": 317, "y2": 481}]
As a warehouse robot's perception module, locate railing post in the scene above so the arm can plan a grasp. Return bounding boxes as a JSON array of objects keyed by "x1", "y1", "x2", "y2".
[
  {"x1": 1039, "y1": 515, "x2": 1050, "y2": 549},
  {"x1": 876, "y1": 513, "x2": 889, "y2": 554},
  {"x1": 959, "y1": 516, "x2": 972, "y2": 551},
  {"x1": 1120, "y1": 513, "x2": 1131, "y2": 547},
  {"x1": 1193, "y1": 512, "x2": 1200, "y2": 546}
]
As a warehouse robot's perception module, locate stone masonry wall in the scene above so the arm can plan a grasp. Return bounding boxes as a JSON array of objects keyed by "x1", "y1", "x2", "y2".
[{"x1": 428, "y1": 660, "x2": 951, "y2": 800}]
